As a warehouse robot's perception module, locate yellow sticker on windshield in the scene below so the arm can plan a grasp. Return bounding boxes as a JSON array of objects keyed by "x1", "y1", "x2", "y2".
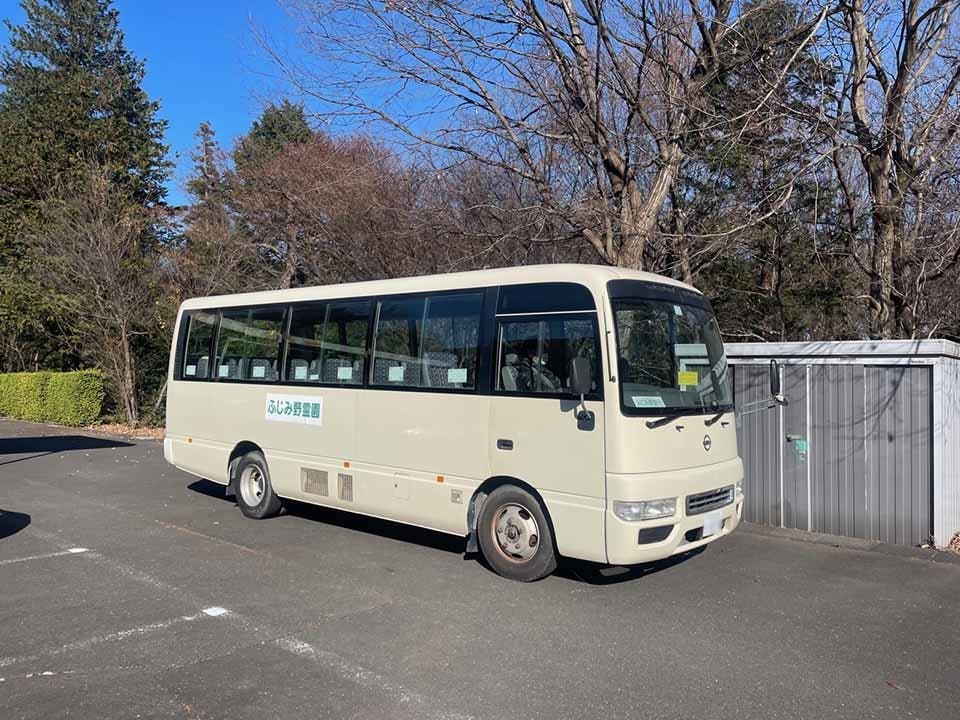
[{"x1": 677, "y1": 370, "x2": 698, "y2": 386}]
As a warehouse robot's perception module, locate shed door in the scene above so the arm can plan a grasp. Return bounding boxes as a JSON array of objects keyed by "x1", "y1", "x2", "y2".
[{"x1": 734, "y1": 363, "x2": 932, "y2": 547}]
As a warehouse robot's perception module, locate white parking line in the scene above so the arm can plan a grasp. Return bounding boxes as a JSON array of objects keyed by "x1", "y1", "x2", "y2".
[
  {"x1": 275, "y1": 637, "x2": 475, "y2": 720},
  {"x1": 0, "y1": 548, "x2": 89, "y2": 566},
  {"x1": 18, "y1": 529, "x2": 472, "y2": 720},
  {"x1": 0, "y1": 607, "x2": 230, "y2": 669}
]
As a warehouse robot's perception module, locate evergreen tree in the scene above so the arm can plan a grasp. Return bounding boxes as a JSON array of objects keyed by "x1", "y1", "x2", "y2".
[
  {"x1": 233, "y1": 100, "x2": 311, "y2": 173},
  {"x1": 169, "y1": 121, "x2": 251, "y2": 299},
  {"x1": 0, "y1": 0, "x2": 169, "y2": 371}
]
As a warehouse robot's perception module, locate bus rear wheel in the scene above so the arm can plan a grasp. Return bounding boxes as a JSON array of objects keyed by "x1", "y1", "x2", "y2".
[
  {"x1": 478, "y1": 485, "x2": 557, "y2": 582},
  {"x1": 235, "y1": 451, "x2": 283, "y2": 519}
]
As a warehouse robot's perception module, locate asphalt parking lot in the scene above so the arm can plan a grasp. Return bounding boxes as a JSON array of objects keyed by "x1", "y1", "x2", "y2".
[{"x1": 1, "y1": 418, "x2": 959, "y2": 720}]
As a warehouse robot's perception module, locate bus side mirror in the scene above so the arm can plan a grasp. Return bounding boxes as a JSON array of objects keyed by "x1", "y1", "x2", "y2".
[
  {"x1": 769, "y1": 359, "x2": 787, "y2": 405},
  {"x1": 570, "y1": 356, "x2": 592, "y2": 397}
]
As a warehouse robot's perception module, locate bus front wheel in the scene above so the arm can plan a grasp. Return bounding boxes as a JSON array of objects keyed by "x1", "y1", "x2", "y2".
[
  {"x1": 234, "y1": 451, "x2": 283, "y2": 519},
  {"x1": 478, "y1": 486, "x2": 557, "y2": 582}
]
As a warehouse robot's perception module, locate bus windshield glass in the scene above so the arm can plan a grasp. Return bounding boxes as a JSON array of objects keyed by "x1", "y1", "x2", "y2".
[{"x1": 612, "y1": 295, "x2": 731, "y2": 415}]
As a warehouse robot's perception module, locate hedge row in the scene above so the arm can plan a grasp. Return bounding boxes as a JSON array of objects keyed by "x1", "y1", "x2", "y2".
[{"x1": 0, "y1": 370, "x2": 105, "y2": 426}]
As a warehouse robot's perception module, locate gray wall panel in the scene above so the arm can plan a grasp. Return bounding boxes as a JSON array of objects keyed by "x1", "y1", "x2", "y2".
[
  {"x1": 782, "y1": 365, "x2": 808, "y2": 530},
  {"x1": 733, "y1": 365, "x2": 780, "y2": 526},
  {"x1": 936, "y1": 360, "x2": 960, "y2": 546},
  {"x1": 810, "y1": 365, "x2": 865, "y2": 539}
]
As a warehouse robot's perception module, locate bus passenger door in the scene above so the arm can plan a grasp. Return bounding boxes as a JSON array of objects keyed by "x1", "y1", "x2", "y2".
[{"x1": 487, "y1": 315, "x2": 607, "y2": 563}]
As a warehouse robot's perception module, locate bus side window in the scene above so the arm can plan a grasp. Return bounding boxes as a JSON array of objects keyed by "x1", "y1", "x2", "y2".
[
  {"x1": 420, "y1": 292, "x2": 482, "y2": 389},
  {"x1": 217, "y1": 306, "x2": 285, "y2": 382},
  {"x1": 286, "y1": 302, "x2": 326, "y2": 382},
  {"x1": 319, "y1": 300, "x2": 370, "y2": 385},
  {"x1": 371, "y1": 292, "x2": 482, "y2": 390},
  {"x1": 181, "y1": 311, "x2": 216, "y2": 379},
  {"x1": 372, "y1": 297, "x2": 425, "y2": 387},
  {"x1": 496, "y1": 316, "x2": 600, "y2": 395}
]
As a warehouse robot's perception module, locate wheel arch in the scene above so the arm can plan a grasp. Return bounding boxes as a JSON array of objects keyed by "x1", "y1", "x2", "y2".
[
  {"x1": 226, "y1": 441, "x2": 264, "y2": 497},
  {"x1": 465, "y1": 476, "x2": 558, "y2": 555}
]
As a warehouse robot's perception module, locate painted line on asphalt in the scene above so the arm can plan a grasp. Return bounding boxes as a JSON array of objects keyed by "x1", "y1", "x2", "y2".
[
  {"x1": 21, "y1": 528, "x2": 474, "y2": 720},
  {"x1": 0, "y1": 607, "x2": 231, "y2": 669},
  {"x1": 275, "y1": 637, "x2": 476, "y2": 720},
  {"x1": 0, "y1": 547, "x2": 89, "y2": 566}
]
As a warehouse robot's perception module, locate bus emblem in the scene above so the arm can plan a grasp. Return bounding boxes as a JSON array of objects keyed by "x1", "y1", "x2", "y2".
[{"x1": 703, "y1": 435, "x2": 712, "y2": 451}]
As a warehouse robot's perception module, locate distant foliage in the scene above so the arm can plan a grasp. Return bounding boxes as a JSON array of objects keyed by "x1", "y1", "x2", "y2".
[{"x1": 0, "y1": 370, "x2": 104, "y2": 426}]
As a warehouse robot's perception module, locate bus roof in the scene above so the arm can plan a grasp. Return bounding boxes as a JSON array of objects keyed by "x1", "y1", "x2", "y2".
[{"x1": 178, "y1": 263, "x2": 699, "y2": 311}]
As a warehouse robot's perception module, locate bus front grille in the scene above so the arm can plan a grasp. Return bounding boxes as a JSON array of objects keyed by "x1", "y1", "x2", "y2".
[{"x1": 686, "y1": 486, "x2": 733, "y2": 516}]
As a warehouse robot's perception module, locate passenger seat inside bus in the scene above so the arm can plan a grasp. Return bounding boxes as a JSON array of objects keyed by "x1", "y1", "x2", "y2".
[
  {"x1": 501, "y1": 354, "x2": 519, "y2": 391},
  {"x1": 423, "y1": 351, "x2": 458, "y2": 388}
]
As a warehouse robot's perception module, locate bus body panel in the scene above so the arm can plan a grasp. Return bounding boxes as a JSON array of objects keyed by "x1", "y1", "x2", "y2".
[
  {"x1": 355, "y1": 390, "x2": 491, "y2": 534},
  {"x1": 602, "y1": 408, "x2": 739, "y2": 475},
  {"x1": 488, "y1": 396, "x2": 607, "y2": 563}
]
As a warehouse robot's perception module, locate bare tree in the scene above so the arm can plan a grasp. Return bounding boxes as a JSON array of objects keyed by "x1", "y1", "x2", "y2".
[
  {"x1": 35, "y1": 170, "x2": 156, "y2": 424},
  {"x1": 830, "y1": 0, "x2": 960, "y2": 337},
  {"x1": 232, "y1": 132, "x2": 449, "y2": 284},
  {"x1": 264, "y1": 0, "x2": 828, "y2": 270}
]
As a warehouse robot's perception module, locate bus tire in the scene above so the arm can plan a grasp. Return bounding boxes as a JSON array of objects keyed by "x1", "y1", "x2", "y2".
[
  {"x1": 234, "y1": 451, "x2": 283, "y2": 519},
  {"x1": 477, "y1": 485, "x2": 557, "y2": 582}
]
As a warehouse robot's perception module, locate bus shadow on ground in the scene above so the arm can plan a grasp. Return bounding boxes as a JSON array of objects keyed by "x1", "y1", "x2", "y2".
[
  {"x1": 187, "y1": 479, "x2": 466, "y2": 555},
  {"x1": 187, "y1": 478, "x2": 704, "y2": 585},
  {"x1": 0, "y1": 509, "x2": 31, "y2": 541},
  {"x1": 555, "y1": 547, "x2": 706, "y2": 586}
]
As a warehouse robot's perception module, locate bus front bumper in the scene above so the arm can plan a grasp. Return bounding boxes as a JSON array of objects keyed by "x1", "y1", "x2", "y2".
[{"x1": 604, "y1": 459, "x2": 744, "y2": 567}]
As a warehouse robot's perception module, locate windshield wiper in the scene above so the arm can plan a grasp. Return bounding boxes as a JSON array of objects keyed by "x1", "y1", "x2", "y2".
[
  {"x1": 704, "y1": 403, "x2": 735, "y2": 426},
  {"x1": 704, "y1": 409, "x2": 726, "y2": 426},
  {"x1": 645, "y1": 410, "x2": 697, "y2": 429}
]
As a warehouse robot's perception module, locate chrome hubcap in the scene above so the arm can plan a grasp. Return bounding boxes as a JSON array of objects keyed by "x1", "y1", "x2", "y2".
[
  {"x1": 240, "y1": 465, "x2": 265, "y2": 507},
  {"x1": 492, "y1": 503, "x2": 540, "y2": 563}
]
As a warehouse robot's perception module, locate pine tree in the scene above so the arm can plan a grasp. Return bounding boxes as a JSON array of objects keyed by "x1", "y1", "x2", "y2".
[
  {"x1": 233, "y1": 100, "x2": 311, "y2": 173},
  {"x1": 0, "y1": 0, "x2": 169, "y2": 204},
  {"x1": 170, "y1": 121, "x2": 250, "y2": 299},
  {"x1": 0, "y1": 0, "x2": 169, "y2": 372}
]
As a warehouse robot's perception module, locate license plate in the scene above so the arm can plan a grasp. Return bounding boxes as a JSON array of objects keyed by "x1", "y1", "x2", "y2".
[{"x1": 702, "y1": 510, "x2": 723, "y2": 537}]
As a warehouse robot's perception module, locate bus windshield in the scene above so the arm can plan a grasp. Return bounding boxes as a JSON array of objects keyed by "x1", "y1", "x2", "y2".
[{"x1": 612, "y1": 295, "x2": 731, "y2": 415}]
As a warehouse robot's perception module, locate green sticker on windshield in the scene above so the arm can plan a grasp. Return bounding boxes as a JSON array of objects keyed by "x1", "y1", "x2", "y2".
[{"x1": 673, "y1": 304, "x2": 683, "y2": 316}]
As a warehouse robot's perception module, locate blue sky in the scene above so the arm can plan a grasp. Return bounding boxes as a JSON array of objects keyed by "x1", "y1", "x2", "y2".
[{"x1": 0, "y1": 0, "x2": 300, "y2": 206}]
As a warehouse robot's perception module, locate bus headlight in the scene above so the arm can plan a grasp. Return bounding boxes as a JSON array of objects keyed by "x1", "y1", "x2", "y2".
[
  {"x1": 613, "y1": 498, "x2": 677, "y2": 521},
  {"x1": 735, "y1": 478, "x2": 744, "y2": 499}
]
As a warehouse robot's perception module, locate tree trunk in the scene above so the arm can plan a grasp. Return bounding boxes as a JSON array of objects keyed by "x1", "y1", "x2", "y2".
[
  {"x1": 119, "y1": 324, "x2": 139, "y2": 425},
  {"x1": 668, "y1": 188, "x2": 693, "y2": 284},
  {"x1": 868, "y1": 199, "x2": 900, "y2": 339},
  {"x1": 618, "y1": 146, "x2": 683, "y2": 270}
]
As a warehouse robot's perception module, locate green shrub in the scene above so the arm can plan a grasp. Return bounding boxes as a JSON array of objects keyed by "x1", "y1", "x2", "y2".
[
  {"x1": 0, "y1": 372, "x2": 51, "y2": 421},
  {"x1": 0, "y1": 370, "x2": 104, "y2": 426},
  {"x1": 45, "y1": 371, "x2": 105, "y2": 426},
  {"x1": 0, "y1": 373, "x2": 11, "y2": 417}
]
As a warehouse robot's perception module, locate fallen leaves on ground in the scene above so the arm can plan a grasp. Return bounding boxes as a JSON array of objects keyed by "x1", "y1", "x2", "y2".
[
  {"x1": 87, "y1": 423, "x2": 165, "y2": 440},
  {"x1": 947, "y1": 533, "x2": 960, "y2": 555}
]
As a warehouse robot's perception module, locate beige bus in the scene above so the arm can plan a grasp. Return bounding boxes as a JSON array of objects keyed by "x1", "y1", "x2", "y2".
[{"x1": 165, "y1": 264, "x2": 768, "y2": 581}]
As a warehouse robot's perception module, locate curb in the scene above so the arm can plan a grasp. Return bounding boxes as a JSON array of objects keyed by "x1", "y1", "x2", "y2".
[{"x1": 738, "y1": 522, "x2": 960, "y2": 566}]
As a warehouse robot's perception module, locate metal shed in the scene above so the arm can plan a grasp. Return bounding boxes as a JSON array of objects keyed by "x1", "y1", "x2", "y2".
[{"x1": 725, "y1": 340, "x2": 960, "y2": 548}]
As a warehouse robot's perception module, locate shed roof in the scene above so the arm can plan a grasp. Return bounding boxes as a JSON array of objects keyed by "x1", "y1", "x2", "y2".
[{"x1": 725, "y1": 339, "x2": 960, "y2": 360}]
